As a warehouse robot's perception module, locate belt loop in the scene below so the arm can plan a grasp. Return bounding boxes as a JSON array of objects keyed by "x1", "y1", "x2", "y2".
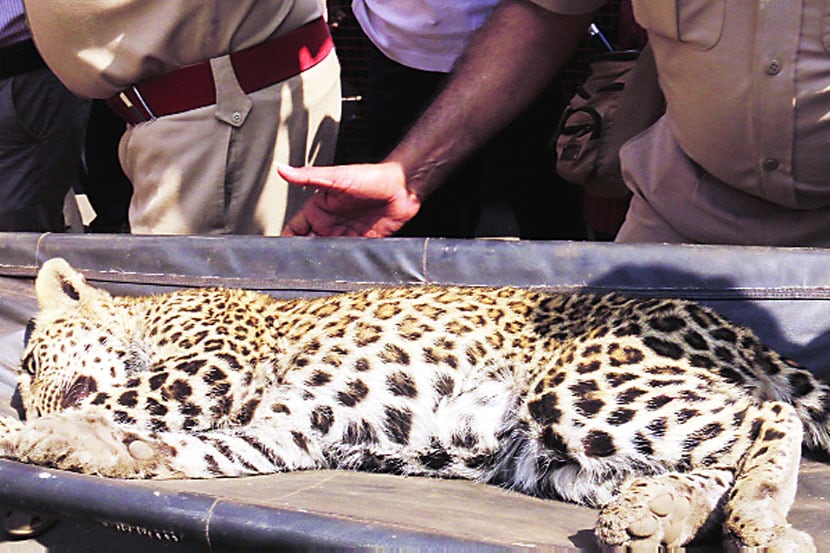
[{"x1": 209, "y1": 55, "x2": 252, "y2": 127}]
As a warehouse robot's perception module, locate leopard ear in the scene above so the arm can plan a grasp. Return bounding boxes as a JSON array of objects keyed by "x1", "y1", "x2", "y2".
[{"x1": 35, "y1": 258, "x2": 109, "y2": 311}]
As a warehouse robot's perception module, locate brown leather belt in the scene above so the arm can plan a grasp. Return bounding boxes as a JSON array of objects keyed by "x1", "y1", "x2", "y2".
[{"x1": 106, "y1": 17, "x2": 333, "y2": 124}]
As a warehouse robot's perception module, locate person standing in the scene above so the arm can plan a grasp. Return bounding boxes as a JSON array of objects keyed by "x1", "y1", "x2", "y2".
[
  {"x1": 352, "y1": 0, "x2": 584, "y2": 239},
  {"x1": 279, "y1": 0, "x2": 830, "y2": 247},
  {"x1": 0, "y1": 0, "x2": 89, "y2": 232},
  {"x1": 24, "y1": 1, "x2": 341, "y2": 235}
]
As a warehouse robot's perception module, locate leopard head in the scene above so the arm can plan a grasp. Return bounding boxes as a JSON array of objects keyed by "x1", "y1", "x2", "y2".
[{"x1": 19, "y1": 259, "x2": 145, "y2": 419}]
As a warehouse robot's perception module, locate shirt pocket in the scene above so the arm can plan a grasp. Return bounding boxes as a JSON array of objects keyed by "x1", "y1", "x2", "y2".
[{"x1": 632, "y1": 0, "x2": 725, "y2": 51}]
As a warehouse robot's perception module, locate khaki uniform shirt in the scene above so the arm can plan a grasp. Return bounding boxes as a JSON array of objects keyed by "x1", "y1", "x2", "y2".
[
  {"x1": 22, "y1": 1, "x2": 338, "y2": 236},
  {"x1": 23, "y1": 1, "x2": 323, "y2": 98},
  {"x1": 633, "y1": 0, "x2": 830, "y2": 211},
  {"x1": 533, "y1": 0, "x2": 830, "y2": 245}
]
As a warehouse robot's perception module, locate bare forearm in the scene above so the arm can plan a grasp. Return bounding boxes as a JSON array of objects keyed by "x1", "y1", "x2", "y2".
[
  {"x1": 387, "y1": 0, "x2": 597, "y2": 199},
  {"x1": 277, "y1": 1, "x2": 598, "y2": 238}
]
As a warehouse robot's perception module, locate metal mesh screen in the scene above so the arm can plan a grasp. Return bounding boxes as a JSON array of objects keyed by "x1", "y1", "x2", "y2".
[{"x1": 326, "y1": 1, "x2": 624, "y2": 164}]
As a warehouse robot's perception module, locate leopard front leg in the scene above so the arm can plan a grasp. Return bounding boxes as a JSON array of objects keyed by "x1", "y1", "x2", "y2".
[
  {"x1": 6, "y1": 412, "x2": 325, "y2": 479},
  {"x1": 724, "y1": 402, "x2": 815, "y2": 552},
  {"x1": 4, "y1": 390, "x2": 329, "y2": 480},
  {"x1": 9, "y1": 411, "x2": 180, "y2": 478},
  {"x1": 0, "y1": 415, "x2": 23, "y2": 457},
  {"x1": 596, "y1": 468, "x2": 733, "y2": 548}
]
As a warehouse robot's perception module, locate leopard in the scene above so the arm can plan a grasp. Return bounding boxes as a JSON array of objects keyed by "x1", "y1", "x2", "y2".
[{"x1": 2, "y1": 257, "x2": 828, "y2": 551}]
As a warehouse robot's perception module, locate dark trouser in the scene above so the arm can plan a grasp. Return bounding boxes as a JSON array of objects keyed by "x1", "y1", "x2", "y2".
[
  {"x1": 364, "y1": 43, "x2": 585, "y2": 239},
  {"x1": 0, "y1": 56, "x2": 89, "y2": 232},
  {"x1": 80, "y1": 100, "x2": 133, "y2": 233}
]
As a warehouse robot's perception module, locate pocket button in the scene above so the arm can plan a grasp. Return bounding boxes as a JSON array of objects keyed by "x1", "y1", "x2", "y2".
[{"x1": 762, "y1": 157, "x2": 780, "y2": 172}]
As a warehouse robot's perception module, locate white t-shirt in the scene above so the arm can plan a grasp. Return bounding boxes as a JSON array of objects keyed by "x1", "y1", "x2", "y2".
[
  {"x1": 0, "y1": 0, "x2": 29, "y2": 47},
  {"x1": 352, "y1": 0, "x2": 498, "y2": 73}
]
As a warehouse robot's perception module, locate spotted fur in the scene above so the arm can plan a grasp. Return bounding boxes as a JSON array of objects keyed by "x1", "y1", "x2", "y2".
[{"x1": 4, "y1": 258, "x2": 828, "y2": 551}]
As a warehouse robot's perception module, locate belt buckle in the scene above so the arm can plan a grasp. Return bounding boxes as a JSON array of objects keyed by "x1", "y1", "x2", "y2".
[{"x1": 119, "y1": 86, "x2": 157, "y2": 123}]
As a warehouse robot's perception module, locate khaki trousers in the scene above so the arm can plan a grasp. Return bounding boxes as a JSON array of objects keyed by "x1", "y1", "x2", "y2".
[
  {"x1": 119, "y1": 52, "x2": 340, "y2": 235},
  {"x1": 616, "y1": 117, "x2": 830, "y2": 247}
]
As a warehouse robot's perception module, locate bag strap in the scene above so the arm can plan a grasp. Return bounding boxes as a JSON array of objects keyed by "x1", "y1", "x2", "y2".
[{"x1": 605, "y1": 42, "x2": 664, "y2": 150}]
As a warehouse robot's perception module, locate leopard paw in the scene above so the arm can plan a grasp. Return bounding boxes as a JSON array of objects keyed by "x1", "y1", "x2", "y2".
[
  {"x1": 0, "y1": 416, "x2": 23, "y2": 458},
  {"x1": 763, "y1": 527, "x2": 816, "y2": 553},
  {"x1": 12, "y1": 412, "x2": 173, "y2": 478},
  {"x1": 596, "y1": 474, "x2": 721, "y2": 548},
  {"x1": 725, "y1": 511, "x2": 816, "y2": 553}
]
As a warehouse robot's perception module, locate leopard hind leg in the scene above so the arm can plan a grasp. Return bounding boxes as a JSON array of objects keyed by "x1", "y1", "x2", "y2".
[
  {"x1": 723, "y1": 401, "x2": 815, "y2": 552},
  {"x1": 597, "y1": 402, "x2": 816, "y2": 551}
]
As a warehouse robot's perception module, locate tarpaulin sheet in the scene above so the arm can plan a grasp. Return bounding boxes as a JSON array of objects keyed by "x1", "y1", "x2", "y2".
[{"x1": 0, "y1": 233, "x2": 827, "y2": 551}]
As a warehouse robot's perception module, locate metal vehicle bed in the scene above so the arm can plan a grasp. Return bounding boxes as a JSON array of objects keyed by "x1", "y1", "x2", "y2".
[{"x1": 0, "y1": 234, "x2": 827, "y2": 551}]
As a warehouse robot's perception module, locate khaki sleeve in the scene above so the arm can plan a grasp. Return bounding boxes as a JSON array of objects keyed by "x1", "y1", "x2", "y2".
[{"x1": 526, "y1": 0, "x2": 606, "y2": 14}]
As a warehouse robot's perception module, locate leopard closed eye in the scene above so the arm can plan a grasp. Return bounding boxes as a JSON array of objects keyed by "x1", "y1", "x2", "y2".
[{"x1": 6, "y1": 258, "x2": 828, "y2": 551}]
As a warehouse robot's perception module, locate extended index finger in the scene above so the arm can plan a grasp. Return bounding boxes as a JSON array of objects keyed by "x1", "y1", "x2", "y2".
[{"x1": 276, "y1": 163, "x2": 341, "y2": 190}]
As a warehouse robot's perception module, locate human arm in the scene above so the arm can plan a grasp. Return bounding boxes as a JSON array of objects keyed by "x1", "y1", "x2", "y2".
[{"x1": 280, "y1": 0, "x2": 598, "y2": 237}]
